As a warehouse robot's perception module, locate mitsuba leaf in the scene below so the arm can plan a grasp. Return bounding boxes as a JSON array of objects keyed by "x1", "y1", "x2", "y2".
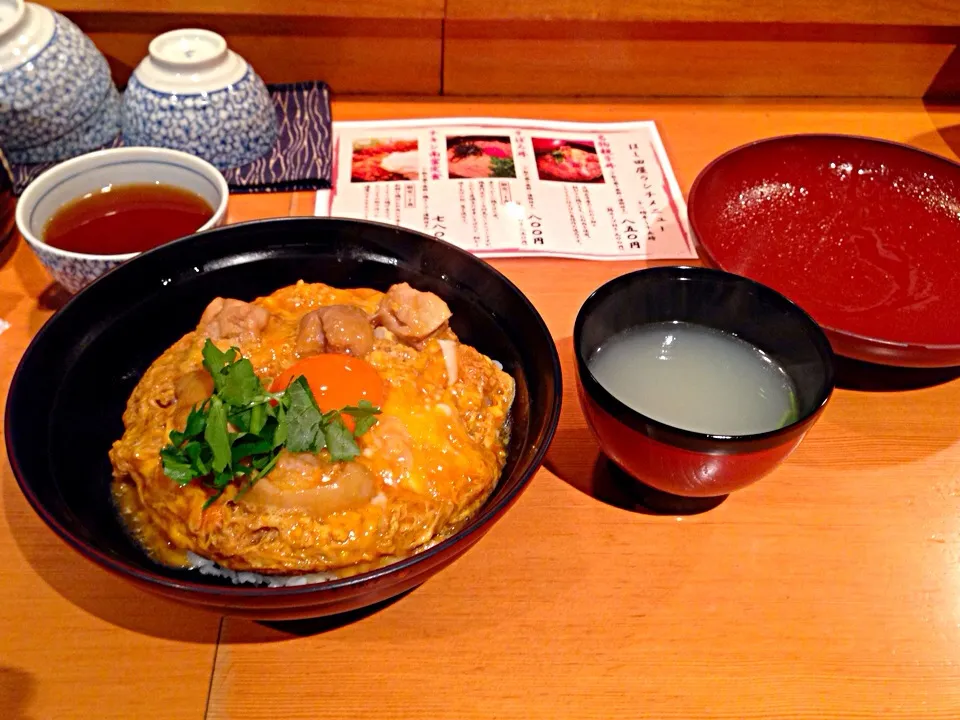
[
  {"x1": 248, "y1": 402, "x2": 267, "y2": 435},
  {"x1": 219, "y1": 358, "x2": 264, "y2": 406},
  {"x1": 182, "y1": 405, "x2": 207, "y2": 437},
  {"x1": 204, "y1": 396, "x2": 231, "y2": 473},
  {"x1": 231, "y1": 436, "x2": 272, "y2": 464},
  {"x1": 353, "y1": 414, "x2": 378, "y2": 436},
  {"x1": 162, "y1": 343, "x2": 387, "y2": 501},
  {"x1": 324, "y1": 416, "x2": 360, "y2": 461},
  {"x1": 272, "y1": 406, "x2": 287, "y2": 449},
  {"x1": 230, "y1": 407, "x2": 252, "y2": 433},
  {"x1": 160, "y1": 447, "x2": 195, "y2": 485},
  {"x1": 201, "y1": 339, "x2": 235, "y2": 378},
  {"x1": 284, "y1": 376, "x2": 323, "y2": 452},
  {"x1": 184, "y1": 440, "x2": 211, "y2": 476},
  {"x1": 212, "y1": 470, "x2": 234, "y2": 489},
  {"x1": 341, "y1": 399, "x2": 381, "y2": 436},
  {"x1": 340, "y1": 399, "x2": 380, "y2": 417}
]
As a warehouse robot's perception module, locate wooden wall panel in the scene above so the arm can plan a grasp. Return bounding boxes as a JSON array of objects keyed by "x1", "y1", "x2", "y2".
[
  {"x1": 446, "y1": 0, "x2": 960, "y2": 27},
  {"x1": 443, "y1": 35, "x2": 956, "y2": 98},
  {"x1": 53, "y1": 0, "x2": 444, "y2": 19},
  {"x1": 48, "y1": 0, "x2": 960, "y2": 99},
  {"x1": 67, "y1": 14, "x2": 443, "y2": 94}
]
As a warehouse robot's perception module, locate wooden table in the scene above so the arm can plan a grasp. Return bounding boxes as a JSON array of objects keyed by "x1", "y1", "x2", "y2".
[{"x1": 3, "y1": 98, "x2": 960, "y2": 719}]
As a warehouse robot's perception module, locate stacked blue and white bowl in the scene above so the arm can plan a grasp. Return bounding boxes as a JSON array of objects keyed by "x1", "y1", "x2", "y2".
[
  {"x1": 0, "y1": 0, "x2": 120, "y2": 163},
  {"x1": 122, "y1": 29, "x2": 278, "y2": 170}
]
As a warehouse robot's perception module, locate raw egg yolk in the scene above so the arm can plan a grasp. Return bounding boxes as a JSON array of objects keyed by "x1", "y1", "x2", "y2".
[{"x1": 271, "y1": 354, "x2": 385, "y2": 430}]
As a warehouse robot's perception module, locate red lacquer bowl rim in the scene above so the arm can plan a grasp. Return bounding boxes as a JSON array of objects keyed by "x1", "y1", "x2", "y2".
[
  {"x1": 687, "y1": 132, "x2": 960, "y2": 359},
  {"x1": 574, "y1": 265, "x2": 835, "y2": 454}
]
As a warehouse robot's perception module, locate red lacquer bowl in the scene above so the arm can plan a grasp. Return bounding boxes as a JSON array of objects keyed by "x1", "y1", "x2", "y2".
[
  {"x1": 688, "y1": 134, "x2": 960, "y2": 367},
  {"x1": 574, "y1": 266, "x2": 835, "y2": 498}
]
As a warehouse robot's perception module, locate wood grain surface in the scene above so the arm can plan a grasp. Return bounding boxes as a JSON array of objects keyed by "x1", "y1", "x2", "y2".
[
  {"x1": 443, "y1": 36, "x2": 956, "y2": 98},
  {"x1": 48, "y1": 0, "x2": 960, "y2": 25},
  {"x1": 69, "y1": 13, "x2": 443, "y2": 93},
  {"x1": 3, "y1": 98, "x2": 960, "y2": 718},
  {"x1": 445, "y1": 0, "x2": 960, "y2": 26},
  {"x1": 50, "y1": 0, "x2": 445, "y2": 19},
  {"x1": 49, "y1": 0, "x2": 960, "y2": 98}
]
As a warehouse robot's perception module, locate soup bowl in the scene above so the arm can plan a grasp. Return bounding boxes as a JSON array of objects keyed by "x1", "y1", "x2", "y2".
[
  {"x1": 15, "y1": 146, "x2": 229, "y2": 293},
  {"x1": 574, "y1": 265, "x2": 835, "y2": 498},
  {"x1": 5, "y1": 217, "x2": 562, "y2": 620}
]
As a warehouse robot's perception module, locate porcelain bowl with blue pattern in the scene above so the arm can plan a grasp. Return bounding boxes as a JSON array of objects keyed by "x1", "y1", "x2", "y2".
[
  {"x1": 15, "y1": 146, "x2": 229, "y2": 293},
  {"x1": 121, "y1": 29, "x2": 278, "y2": 171},
  {"x1": 0, "y1": 0, "x2": 118, "y2": 157},
  {"x1": 6, "y1": 81, "x2": 121, "y2": 164}
]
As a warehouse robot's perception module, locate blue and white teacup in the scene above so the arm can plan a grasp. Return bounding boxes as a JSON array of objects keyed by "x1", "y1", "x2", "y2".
[
  {"x1": 15, "y1": 146, "x2": 229, "y2": 293},
  {"x1": 122, "y1": 29, "x2": 278, "y2": 171}
]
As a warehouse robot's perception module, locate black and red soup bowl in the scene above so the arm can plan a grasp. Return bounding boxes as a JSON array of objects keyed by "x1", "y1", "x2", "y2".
[{"x1": 574, "y1": 266, "x2": 835, "y2": 498}]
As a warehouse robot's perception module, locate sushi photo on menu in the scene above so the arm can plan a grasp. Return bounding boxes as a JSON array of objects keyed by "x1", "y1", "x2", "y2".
[
  {"x1": 532, "y1": 138, "x2": 605, "y2": 183},
  {"x1": 351, "y1": 138, "x2": 420, "y2": 182},
  {"x1": 446, "y1": 136, "x2": 517, "y2": 179}
]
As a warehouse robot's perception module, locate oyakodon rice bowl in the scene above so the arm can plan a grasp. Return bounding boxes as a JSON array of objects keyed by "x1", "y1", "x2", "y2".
[{"x1": 109, "y1": 280, "x2": 515, "y2": 584}]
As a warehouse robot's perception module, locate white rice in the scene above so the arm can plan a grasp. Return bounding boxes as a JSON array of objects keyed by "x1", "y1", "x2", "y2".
[{"x1": 186, "y1": 551, "x2": 337, "y2": 587}]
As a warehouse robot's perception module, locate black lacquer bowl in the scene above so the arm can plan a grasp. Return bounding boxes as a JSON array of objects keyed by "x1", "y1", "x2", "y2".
[{"x1": 5, "y1": 217, "x2": 562, "y2": 620}]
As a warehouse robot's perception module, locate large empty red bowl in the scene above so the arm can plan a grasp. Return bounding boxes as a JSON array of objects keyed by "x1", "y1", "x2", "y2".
[{"x1": 688, "y1": 135, "x2": 960, "y2": 367}]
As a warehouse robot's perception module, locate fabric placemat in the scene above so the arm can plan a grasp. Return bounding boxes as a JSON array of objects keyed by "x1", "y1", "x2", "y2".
[{"x1": 10, "y1": 81, "x2": 332, "y2": 196}]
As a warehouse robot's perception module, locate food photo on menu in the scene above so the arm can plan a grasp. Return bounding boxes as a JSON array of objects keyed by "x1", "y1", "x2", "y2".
[
  {"x1": 446, "y1": 135, "x2": 517, "y2": 179},
  {"x1": 350, "y1": 138, "x2": 420, "y2": 182},
  {"x1": 531, "y1": 138, "x2": 605, "y2": 183}
]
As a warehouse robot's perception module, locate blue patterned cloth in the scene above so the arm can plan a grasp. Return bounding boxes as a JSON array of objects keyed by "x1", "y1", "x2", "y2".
[{"x1": 10, "y1": 81, "x2": 332, "y2": 196}]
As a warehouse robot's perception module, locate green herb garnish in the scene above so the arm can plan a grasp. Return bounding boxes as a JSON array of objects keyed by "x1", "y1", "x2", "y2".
[
  {"x1": 489, "y1": 156, "x2": 516, "y2": 178},
  {"x1": 776, "y1": 389, "x2": 800, "y2": 429},
  {"x1": 160, "y1": 339, "x2": 381, "y2": 507}
]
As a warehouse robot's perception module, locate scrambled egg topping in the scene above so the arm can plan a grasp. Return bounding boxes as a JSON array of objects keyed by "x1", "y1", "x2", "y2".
[{"x1": 109, "y1": 281, "x2": 514, "y2": 576}]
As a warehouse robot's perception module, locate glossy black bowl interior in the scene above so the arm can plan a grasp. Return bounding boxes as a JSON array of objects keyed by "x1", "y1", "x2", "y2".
[
  {"x1": 575, "y1": 265, "x2": 836, "y2": 449},
  {"x1": 5, "y1": 217, "x2": 562, "y2": 607}
]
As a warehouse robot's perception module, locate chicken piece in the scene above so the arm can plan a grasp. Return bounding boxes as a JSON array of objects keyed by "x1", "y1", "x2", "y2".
[
  {"x1": 242, "y1": 457, "x2": 377, "y2": 516},
  {"x1": 295, "y1": 305, "x2": 374, "y2": 357},
  {"x1": 199, "y1": 298, "x2": 271, "y2": 341},
  {"x1": 375, "y1": 283, "x2": 452, "y2": 345},
  {"x1": 296, "y1": 310, "x2": 326, "y2": 357},
  {"x1": 172, "y1": 369, "x2": 214, "y2": 427},
  {"x1": 361, "y1": 415, "x2": 414, "y2": 485},
  {"x1": 175, "y1": 369, "x2": 214, "y2": 407}
]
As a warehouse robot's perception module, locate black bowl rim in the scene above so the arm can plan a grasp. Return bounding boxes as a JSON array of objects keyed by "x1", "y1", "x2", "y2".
[
  {"x1": 573, "y1": 264, "x2": 836, "y2": 450},
  {"x1": 687, "y1": 132, "x2": 960, "y2": 354},
  {"x1": 5, "y1": 216, "x2": 563, "y2": 599}
]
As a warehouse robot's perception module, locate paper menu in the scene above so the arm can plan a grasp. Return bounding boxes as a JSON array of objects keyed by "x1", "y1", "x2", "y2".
[{"x1": 315, "y1": 117, "x2": 695, "y2": 261}]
